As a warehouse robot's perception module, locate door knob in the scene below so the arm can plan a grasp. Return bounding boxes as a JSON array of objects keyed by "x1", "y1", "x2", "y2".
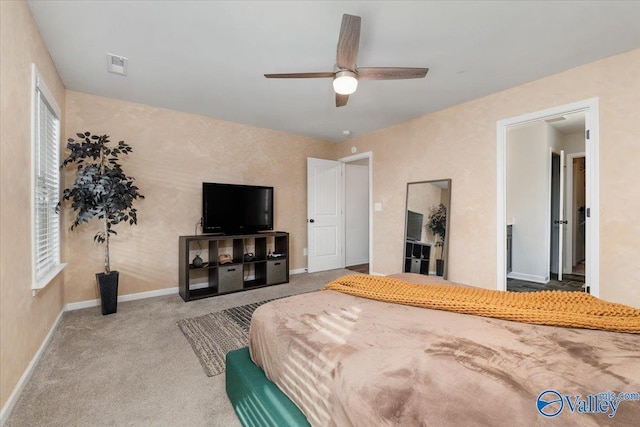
[{"x1": 309, "y1": 219, "x2": 315, "y2": 223}]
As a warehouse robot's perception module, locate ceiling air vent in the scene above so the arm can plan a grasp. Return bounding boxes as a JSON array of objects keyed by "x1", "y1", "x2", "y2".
[
  {"x1": 545, "y1": 116, "x2": 566, "y2": 123},
  {"x1": 106, "y1": 53, "x2": 128, "y2": 76}
]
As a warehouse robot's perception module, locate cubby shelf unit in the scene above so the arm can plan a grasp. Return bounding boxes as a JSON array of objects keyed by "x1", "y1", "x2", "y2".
[{"x1": 178, "y1": 232, "x2": 289, "y2": 302}]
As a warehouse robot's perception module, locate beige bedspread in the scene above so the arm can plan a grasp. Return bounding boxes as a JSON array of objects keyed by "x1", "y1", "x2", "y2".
[{"x1": 248, "y1": 274, "x2": 640, "y2": 426}]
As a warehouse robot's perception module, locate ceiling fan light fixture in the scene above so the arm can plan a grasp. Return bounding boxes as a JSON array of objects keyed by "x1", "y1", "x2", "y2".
[{"x1": 333, "y1": 70, "x2": 358, "y2": 95}]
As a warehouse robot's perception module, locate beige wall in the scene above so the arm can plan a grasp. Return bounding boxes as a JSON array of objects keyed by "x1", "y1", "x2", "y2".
[
  {"x1": 63, "y1": 91, "x2": 335, "y2": 303},
  {"x1": 338, "y1": 49, "x2": 640, "y2": 307},
  {"x1": 0, "y1": 0, "x2": 66, "y2": 412}
]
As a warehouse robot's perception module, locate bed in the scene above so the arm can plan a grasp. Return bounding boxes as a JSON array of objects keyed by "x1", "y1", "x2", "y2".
[{"x1": 239, "y1": 273, "x2": 640, "y2": 426}]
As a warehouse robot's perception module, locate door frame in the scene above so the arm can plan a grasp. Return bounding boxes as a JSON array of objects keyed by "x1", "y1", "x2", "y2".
[
  {"x1": 496, "y1": 98, "x2": 600, "y2": 296},
  {"x1": 338, "y1": 151, "x2": 373, "y2": 272}
]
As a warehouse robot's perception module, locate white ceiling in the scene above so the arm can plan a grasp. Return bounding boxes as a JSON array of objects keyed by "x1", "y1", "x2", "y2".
[
  {"x1": 546, "y1": 112, "x2": 585, "y2": 135},
  {"x1": 27, "y1": 1, "x2": 640, "y2": 142}
]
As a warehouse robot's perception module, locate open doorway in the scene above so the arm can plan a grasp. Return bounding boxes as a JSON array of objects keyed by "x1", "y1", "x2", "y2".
[
  {"x1": 497, "y1": 99, "x2": 599, "y2": 296},
  {"x1": 341, "y1": 153, "x2": 372, "y2": 274},
  {"x1": 306, "y1": 153, "x2": 372, "y2": 274}
]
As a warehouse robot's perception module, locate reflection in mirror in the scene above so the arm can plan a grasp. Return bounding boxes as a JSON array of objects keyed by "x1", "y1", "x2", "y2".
[{"x1": 404, "y1": 180, "x2": 451, "y2": 279}]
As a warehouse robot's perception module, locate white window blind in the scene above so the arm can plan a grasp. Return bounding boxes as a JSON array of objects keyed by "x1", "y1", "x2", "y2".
[{"x1": 32, "y1": 65, "x2": 65, "y2": 291}]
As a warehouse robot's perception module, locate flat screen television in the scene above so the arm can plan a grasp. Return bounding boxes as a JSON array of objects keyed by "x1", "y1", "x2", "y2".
[
  {"x1": 406, "y1": 210, "x2": 424, "y2": 241},
  {"x1": 202, "y1": 183, "x2": 274, "y2": 234}
]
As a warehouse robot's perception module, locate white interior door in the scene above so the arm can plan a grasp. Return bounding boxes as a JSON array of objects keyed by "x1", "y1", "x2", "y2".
[
  {"x1": 557, "y1": 150, "x2": 565, "y2": 281},
  {"x1": 550, "y1": 150, "x2": 566, "y2": 281},
  {"x1": 307, "y1": 158, "x2": 343, "y2": 273}
]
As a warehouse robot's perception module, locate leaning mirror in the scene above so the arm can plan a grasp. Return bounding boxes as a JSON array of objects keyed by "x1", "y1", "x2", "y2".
[{"x1": 403, "y1": 179, "x2": 451, "y2": 279}]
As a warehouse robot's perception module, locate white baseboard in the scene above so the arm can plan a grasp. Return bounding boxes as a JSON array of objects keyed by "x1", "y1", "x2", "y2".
[
  {"x1": 369, "y1": 271, "x2": 385, "y2": 276},
  {"x1": 507, "y1": 272, "x2": 548, "y2": 284},
  {"x1": 346, "y1": 259, "x2": 369, "y2": 267},
  {"x1": 0, "y1": 309, "x2": 64, "y2": 426},
  {"x1": 65, "y1": 286, "x2": 179, "y2": 311},
  {"x1": 66, "y1": 268, "x2": 307, "y2": 311}
]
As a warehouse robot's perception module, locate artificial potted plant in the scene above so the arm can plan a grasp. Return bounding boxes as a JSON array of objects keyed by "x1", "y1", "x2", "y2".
[
  {"x1": 427, "y1": 203, "x2": 447, "y2": 276},
  {"x1": 58, "y1": 132, "x2": 144, "y2": 315}
]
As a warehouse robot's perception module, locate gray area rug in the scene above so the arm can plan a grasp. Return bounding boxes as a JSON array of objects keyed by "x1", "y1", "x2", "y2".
[{"x1": 177, "y1": 299, "x2": 276, "y2": 376}]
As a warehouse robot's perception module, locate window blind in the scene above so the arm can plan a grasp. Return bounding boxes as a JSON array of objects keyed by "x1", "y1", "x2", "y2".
[{"x1": 33, "y1": 76, "x2": 61, "y2": 285}]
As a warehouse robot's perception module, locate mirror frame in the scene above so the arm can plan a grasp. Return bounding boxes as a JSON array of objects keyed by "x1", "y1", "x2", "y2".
[{"x1": 404, "y1": 179, "x2": 452, "y2": 279}]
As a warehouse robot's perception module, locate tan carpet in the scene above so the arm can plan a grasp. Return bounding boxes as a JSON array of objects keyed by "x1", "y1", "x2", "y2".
[
  {"x1": 178, "y1": 298, "x2": 280, "y2": 376},
  {"x1": 5, "y1": 269, "x2": 352, "y2": 427}
]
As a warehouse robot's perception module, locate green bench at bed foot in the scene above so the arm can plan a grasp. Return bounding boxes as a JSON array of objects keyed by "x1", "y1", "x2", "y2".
[{"x1": 225, "y1": 347, "x2": 311, "y2": 427}]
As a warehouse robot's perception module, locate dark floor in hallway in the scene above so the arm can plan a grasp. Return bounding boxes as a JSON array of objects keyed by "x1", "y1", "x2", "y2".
[
  {"x1": 346, "y1": 263, "x2": 369, "y2": 274},
  {"x1": 508, "y1": 273, "x2": 585, "y2": 292}
]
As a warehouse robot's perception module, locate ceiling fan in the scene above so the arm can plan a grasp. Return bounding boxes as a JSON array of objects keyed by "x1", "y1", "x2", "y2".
[{"x1": 264, "y1": 14, "x2": 429, "y2": 107}]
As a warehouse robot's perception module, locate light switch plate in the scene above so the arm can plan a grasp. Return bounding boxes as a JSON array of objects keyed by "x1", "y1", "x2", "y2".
[{"x1": 374, "y1": 202, "x2": 382, "y2": 211}]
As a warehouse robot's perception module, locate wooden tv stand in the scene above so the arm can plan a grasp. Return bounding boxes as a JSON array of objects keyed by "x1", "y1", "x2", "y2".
[{"x1": 178, "y1": 231, "x2": 289, "y2": 302}]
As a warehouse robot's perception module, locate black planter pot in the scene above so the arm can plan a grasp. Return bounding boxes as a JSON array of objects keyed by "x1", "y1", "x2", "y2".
[
  {"x1": 96, "y1": 271, "x2": 119, "y2": 315},
  {"x1": 436, "y1": 259, "x2": 445, "y2": 277}
]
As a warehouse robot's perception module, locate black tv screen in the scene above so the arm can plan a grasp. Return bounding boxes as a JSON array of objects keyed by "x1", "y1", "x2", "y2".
[
  {"x1": 406, "y1": 210, "x2": 424, "y2": 241},
  {"x1": 202, "y1": 183, "x2": 274, "y2": 234}
]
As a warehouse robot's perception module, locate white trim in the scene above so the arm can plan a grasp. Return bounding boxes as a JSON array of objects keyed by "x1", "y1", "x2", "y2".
[
  {"x1": 584, "y1": 101, "x2": 600, "y2": 297},
  {"x1": 65, "y1": 287, "x2": 179, "y2": 311},
  {"x1": 30, "y1": 67, "x2": 38, "y2": 288},
  {"x1": 31, "y1": 64, "x2": 61, "y2": 117},
  {"x1": 65, "y1": 270, "x2": 308, "y2": 311},
  {"x1": 340, "y1": 163, "x2": 347, "y2": 269},
  {"x1": 338, "y1": 151, "x2": 373, "y2": 275},
  {"x1": 497, "y1": 98, "x2": 599, "y2": 296},
  {"x1": 369, "y1": 271, "x2": 385, "y2": 276},
  {"x1": 557, "y1": 149, "x2": 566, "y2": 281},
  {"x1": 31, "y1": 263, "x2": 67, "y2": 296},
  {"x1": 30, "y1": 63, "x2": 64, "y2": 293},
  {"x1": 507, "y1": 272, "x2": 549, "y2": 284},
  {"x1": 64, "y1": 299, "x2": 97, "y2": 311},
  {"x1": 545, "y1": 147, "x2": 553, "y2": 281},
  {"x1": 496, "y1": 121, "x2": 507, "y2": 290},
  {"x1": 0, "y1": 309, "x2": 64, "y2": 426}
]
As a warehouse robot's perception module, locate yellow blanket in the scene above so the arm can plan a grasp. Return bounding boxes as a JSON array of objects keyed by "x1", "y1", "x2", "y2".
[{"x1": 324, "y1": 275, "x2": 640, "y2": 334}]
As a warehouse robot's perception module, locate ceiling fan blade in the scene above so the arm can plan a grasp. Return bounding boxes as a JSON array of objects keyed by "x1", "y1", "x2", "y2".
[
  {"x1": 264, "y1": 72, "x2": 334, "y2": 79},
  {"x1": 336, "y1": 93, "x2": 349, "y2": 107},
  {"x1": 357, "y1": 67, "x2": 429, "y2": 80},
  {"x1": 336, "y1": 14, "x2": 361, "y2": 70}
]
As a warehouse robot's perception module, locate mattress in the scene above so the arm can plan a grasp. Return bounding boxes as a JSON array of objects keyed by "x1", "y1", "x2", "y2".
[{"x1": 248, "y1": 274, "x2": 640, "y2": 426}]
